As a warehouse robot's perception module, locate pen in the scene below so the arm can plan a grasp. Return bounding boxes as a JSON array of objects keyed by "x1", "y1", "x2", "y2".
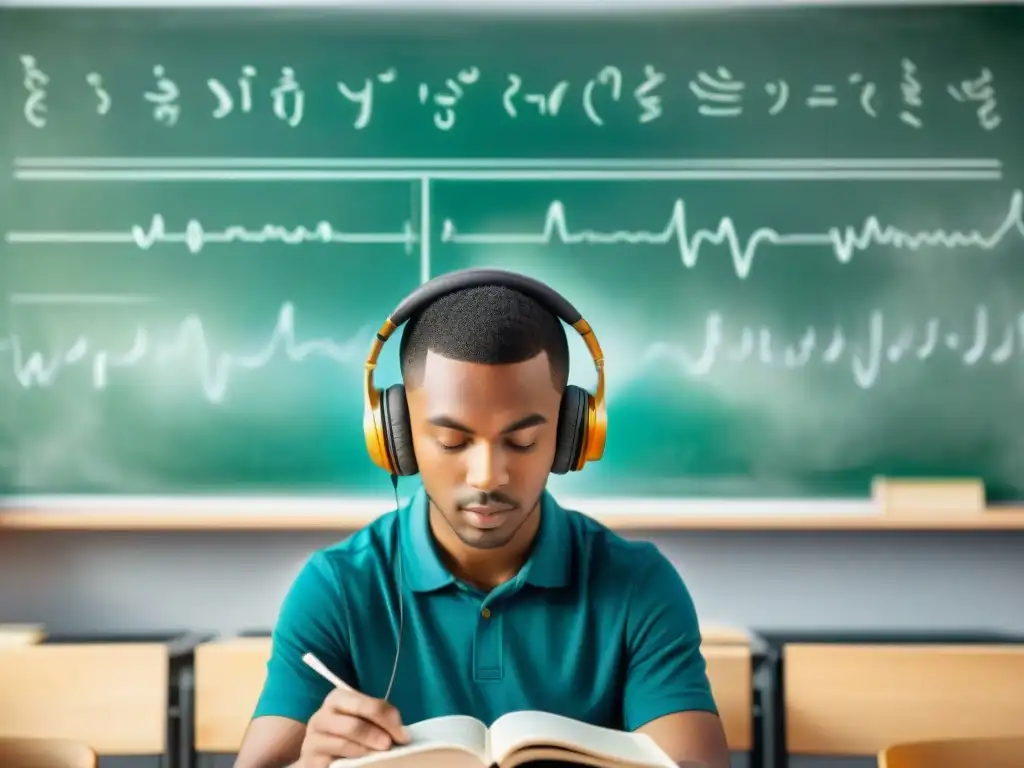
[{"x1": 302, "y1": 652, "x2": 355, "y2": 692}]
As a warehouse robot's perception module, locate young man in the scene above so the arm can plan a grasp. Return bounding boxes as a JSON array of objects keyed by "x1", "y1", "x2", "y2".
[{"x1": 234, "y1": 280, "x2": 730, "y2": 768}]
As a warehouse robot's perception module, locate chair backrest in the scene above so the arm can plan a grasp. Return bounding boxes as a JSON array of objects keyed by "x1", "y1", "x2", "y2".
[
  {"x1": 0, "y1": 643, "x2": 169, "y2": 755},
  {"x1": 879, "y1": 734, "x2": 1024, "y2": 768},
  {"x1": 194, "y1": 637, "x2": 273, "y2": 753},
  {"x1": 0, "y1": 737, "x2": 96, "y2": 768},
  {"x1": 784, "y1": 643, "x2": 1024, "y2": 755}
]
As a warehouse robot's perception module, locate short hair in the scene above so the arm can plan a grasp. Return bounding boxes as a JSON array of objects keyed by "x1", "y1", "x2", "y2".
[{"x1": 399, "y1": 284, "x2": 569, "y2": 391}]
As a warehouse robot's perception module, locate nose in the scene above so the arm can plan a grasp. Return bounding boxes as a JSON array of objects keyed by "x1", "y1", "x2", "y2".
[{"x1": 465, "y1": 441, "x2": 509, "y2": 493}]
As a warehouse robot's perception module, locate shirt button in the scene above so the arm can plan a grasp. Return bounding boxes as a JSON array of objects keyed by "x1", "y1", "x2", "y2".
[{"x1": 481, "y1": 607, "x2": 491, "y2": 619}]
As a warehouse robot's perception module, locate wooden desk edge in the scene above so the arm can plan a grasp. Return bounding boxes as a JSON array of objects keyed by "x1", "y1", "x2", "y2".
[
  {"x1": 701, "y1": 626, "x2": 754, "y2": 647},
  {"x1": 196, "y1": 637, "x2": 272, "y2": 652},
  {"x1": 4, "y1": 507, "x2": 1024, "y2": 531},
  {"x1": 785, "y1": 642, "x2": 1024, "y2": 654}
]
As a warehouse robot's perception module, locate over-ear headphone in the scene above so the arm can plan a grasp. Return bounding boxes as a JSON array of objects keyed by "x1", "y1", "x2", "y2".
[{"x1": 363, "y1": 268, "x2": 607, "y2": 477}]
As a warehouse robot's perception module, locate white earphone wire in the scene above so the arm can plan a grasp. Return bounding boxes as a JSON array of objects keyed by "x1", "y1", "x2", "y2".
[
  {"x1": 383, "y1": 553, "x2": 403, "y2": 701},
  {"x1": 383, "y1": 474, "x2": 404, "y2": 701}
]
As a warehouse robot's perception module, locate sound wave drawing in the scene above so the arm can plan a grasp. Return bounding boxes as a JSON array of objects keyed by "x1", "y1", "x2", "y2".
[
  {"x1": 441, "y1": 190, "x2": 1024, "y2": 279},
  {"x1": 5, "y1": 215, "x2": 420, "y2": 255},
  {"x1": 641, "y1": 306, "x2": 1024, "y2": 390},
  {"x1": 0, "y1": 303, "x2": 370, "y2": 403},
  {"x1": 2, "y1": 303, "x2": 1021, "y2": 401}
]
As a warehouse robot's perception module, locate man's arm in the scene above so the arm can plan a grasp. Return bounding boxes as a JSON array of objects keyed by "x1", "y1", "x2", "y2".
[
  {"x1": 234, "y1": 716, "x2": 305, "y2": 768},
  {"x1": 636, "y1": 711, "x2": 730, "y2": 768},
  {"x1": 621, "y1": 547, "x2": 730, "y2": 768},
  {"x1": 234, "y1": 552, "x2": 355, "y2": 768}
]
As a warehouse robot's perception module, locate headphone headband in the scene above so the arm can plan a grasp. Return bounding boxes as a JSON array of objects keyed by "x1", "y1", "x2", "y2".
[
  {"x1": 363, "y1": 268, "x2": 606, "y2": 476},
  {"x1": 388, "y1": 268, "x2": 584, "y2": 328}
]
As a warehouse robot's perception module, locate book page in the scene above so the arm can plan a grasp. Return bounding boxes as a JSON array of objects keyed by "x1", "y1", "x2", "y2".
[
  {"x1": 328, "y1": 715, "x2": 488, "y2": 768},
  {"x1": 489, "y1": 711, "x2": 676, "y2": 768}
]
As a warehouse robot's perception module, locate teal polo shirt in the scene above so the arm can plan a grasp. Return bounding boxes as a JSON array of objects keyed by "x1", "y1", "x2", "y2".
[{"x1": 253, "y1": 486, "x2": 718, "y2": 731}]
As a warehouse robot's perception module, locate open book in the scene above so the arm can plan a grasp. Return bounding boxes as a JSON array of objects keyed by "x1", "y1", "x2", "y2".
[{"x1": 329, "y1": 710, "x2": 677, "y2": 768}]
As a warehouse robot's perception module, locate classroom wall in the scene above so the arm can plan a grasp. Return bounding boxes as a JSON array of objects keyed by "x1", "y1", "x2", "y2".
[{"x1": 2, "y1": 527, "x2": 1022, "y2": 636}]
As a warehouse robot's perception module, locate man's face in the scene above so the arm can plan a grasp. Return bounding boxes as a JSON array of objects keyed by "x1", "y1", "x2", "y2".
[{"x1": 406, "y1": 350, "x2": 563, "y2": 549}]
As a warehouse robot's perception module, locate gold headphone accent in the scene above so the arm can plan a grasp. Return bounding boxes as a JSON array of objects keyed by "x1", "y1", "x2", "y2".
[
  {"x1": 363, "y1": 318, "x2": 399, "y2": 475},
  {"x1": 570, "y1": 318, "x2": 607, "y2": 470}
]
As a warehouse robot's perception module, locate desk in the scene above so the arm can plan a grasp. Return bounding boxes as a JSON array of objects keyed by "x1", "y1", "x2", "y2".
[
  {"x1": 752, "y1": 629, "x2": 1024, "y2": 768},
  {"x1": 195, "y1": 633, "x2": 766, "y2": 766},
  {"x1": 0, "y1": 631, "x2": 208, "y2": 768}
]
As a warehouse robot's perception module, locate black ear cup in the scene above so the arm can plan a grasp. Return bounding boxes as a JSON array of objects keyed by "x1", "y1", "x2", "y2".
[
  {"x1": 552, "y1": 385, "x2": 589, "y2": 475},
  {"x1": 383, "y1": 382, "x2": 590, "y2": 476},
  {"x1": 380, "y1": 384, "x2": 419, "y2": 476}
]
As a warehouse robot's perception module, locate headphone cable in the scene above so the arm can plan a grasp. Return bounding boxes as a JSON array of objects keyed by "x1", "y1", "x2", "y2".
[{"x1": 383, "y1": 472, "x2": 403, "y2": 702}]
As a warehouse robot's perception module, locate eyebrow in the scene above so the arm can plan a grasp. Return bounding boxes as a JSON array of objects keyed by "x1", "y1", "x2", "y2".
[{"x1": 428, "y1": 413, "x2": 548, "y2": 435}]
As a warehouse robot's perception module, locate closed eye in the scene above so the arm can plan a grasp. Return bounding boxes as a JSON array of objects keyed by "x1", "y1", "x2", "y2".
[
  {"x1": 505, "y1": 439, "x2": 536, "y2": 453},
  {"x1": 435, "y1": 439, "x2": 467, "y2": 453},
  {"x1": 435, "y1": 438, "x2": 535, "y2": 453}
]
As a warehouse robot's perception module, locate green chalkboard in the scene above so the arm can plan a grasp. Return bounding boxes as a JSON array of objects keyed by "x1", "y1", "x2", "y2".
[{"x1": 1, "y1": 4, "x2": 1023, "y2": 503}]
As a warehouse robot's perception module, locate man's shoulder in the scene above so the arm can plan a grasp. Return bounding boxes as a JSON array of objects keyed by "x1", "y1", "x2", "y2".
[
  {"x1": 559, "y1": 500, "x2": 671, "y2": 577},
  {"x1": 559, "y1": 501, "x2": 700, "y2": 644},
  {"x1": 300, "y1": 506, "x2": 401, "y2": 591}
]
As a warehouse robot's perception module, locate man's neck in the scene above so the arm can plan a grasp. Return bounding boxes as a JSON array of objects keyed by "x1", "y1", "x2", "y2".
[{"x1": 429, "y1": 502, "x2": 541, "y2": 591}]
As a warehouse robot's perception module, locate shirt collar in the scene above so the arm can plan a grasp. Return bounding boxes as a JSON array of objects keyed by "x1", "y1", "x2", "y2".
[
  {"x1": 399, "y1": 485, "x2": 572, "y2": 592},
  {"x1": 516, "y1": 489, "x2": 572, "y2": 588},
  {"x1": 400, "y1": 486, "x2": 455, "y2": 592}
]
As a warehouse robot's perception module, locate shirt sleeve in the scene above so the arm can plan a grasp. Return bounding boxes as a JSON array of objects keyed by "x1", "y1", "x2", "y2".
[
  {"x1": 251, "y1": 550, "x2": 355, "y2": 724},
  {"x1": 621, "y1": 546, "x2": 719, "y2": 731}
]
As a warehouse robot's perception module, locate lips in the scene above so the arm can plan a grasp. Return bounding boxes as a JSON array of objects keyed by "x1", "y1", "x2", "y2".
[
  {"x1": 463, "y1": 505, "x2": 506, "y2": 516},
  {"x1": 461, "y1": 505, "x2": 514, "y2": 530}
]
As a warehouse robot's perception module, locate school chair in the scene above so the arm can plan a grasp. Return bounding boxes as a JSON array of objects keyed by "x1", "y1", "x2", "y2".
[
  {"x1": 700, "y1": 625, "x2": 769, "y2": 768},
  {"x1": 0, "y1": 632, "x2": 207, "y2": 768},
  {"x1": 878, "y1": 734, "x2": 1024, "y2": 768},
  {"x1": 193, "y1": 636, "x2": 273, "y2": 762},
  {"x1": 701, "y1": 641, "x2": 755, "y2": 754},
  {"x1": 780, "y1": 640, "x2": 1024, "y2": 762},
  {"x1": 0, "y1": 736, "x2": 96, "y2": 768}
]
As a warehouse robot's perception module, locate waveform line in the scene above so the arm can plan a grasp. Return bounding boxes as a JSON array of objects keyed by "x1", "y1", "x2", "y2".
[
  {"x1": 15, "y1": 155, "x2": 1004, "y2": 169},
  {"x1": 13, "y1": 168, "x2": 1002, "y2": 182},
  {"x1": 5, "y1": 215, "x2": 420, "y2": 255},
  {"x1": 441, "y1": 190, "x2": 1024, "y2": 280},
  {"x1": 0, "y1": 302, "x2": 370, "y2": 404},
  {"x1": 8, "y1": 293, "x2": 155, "y2": 305}
]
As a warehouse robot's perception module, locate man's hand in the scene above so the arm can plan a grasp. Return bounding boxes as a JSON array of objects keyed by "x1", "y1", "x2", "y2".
[{"x1": 297, "y1": 687, "x2": 410, "y2": 767}]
